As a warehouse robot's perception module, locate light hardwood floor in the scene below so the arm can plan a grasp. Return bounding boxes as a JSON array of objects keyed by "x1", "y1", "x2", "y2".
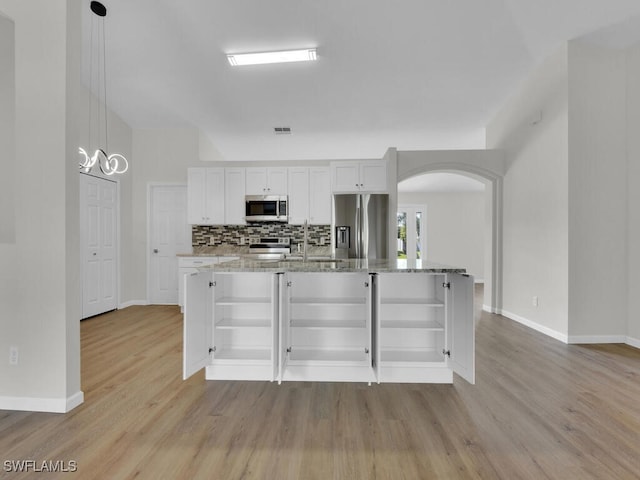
[{"x1": 1, "y1": 290, "x2": 639, "y2": 479}]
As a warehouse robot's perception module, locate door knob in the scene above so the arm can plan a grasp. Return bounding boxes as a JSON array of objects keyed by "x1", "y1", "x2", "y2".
[{"x1": 153, "y1": 249, "x2": 159, "y2": 254}]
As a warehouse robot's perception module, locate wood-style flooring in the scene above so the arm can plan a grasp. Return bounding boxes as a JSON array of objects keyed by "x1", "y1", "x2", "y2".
[{"x1": 1, "y1": 289, "x2": 639, "y2": 479}]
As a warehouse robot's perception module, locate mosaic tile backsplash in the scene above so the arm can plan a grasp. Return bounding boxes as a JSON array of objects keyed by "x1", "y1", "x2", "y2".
[{"x1": 193, "y1": 224, "x2": 332, "y2": 248}]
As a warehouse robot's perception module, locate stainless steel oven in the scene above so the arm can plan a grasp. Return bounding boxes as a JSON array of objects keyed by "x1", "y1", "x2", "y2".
[{"x1": 245, "y1": 195, "x2": 288, "y2": 222}]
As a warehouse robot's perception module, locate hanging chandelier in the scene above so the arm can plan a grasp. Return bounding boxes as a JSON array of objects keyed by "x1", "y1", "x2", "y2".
[{"x1": 79, "y1": 1, "x2": 128, "y2": 176}]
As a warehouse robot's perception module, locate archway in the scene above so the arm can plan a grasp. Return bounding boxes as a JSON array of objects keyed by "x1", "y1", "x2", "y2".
[{"x1": 396, "y1": 151, "x2": 504, "y2": 313}]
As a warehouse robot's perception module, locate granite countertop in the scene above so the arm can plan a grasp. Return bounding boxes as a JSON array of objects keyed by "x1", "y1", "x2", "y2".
[{"x1": 204, "y1": 257, "x2": 466, "y2": 274}]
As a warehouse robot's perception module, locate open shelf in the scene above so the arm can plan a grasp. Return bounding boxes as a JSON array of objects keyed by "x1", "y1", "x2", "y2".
[
  {"x1": 380, "y1": 297, "x2": 444, "y2": 307},
  {"x1": 288, "y1": 347, "x2": 368, "y2": 364},
  {"x1": 290, "y1": 297, "x2": 367, "y2": 306},
  {"x1": 379, "y1": 319, "x2": 444, "y2": 330},
  {"x1": 216, "y1": 296, "x2": 271, "y2": 305},
  {"x1": 215, "y1": 318, "x2": 271, "y2": 329},
  {"x1": 214, "y1": 347, "x2": 271, "y2": 361},
  {"x1": 290, "y1": 318, "x2": 366, "y2": 329},
  {"x1": 379, "y1": 349, "x2": 444, "y2": 364}
]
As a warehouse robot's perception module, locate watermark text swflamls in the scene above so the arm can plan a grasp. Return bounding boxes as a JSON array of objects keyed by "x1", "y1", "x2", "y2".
[{"x1": 4, "y1": 460, "x2": 78, "y2": 473}]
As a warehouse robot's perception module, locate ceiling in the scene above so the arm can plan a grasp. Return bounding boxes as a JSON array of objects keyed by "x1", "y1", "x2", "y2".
[{"x1": 88, "y1": 1, "x2": 640, "y2": 161}]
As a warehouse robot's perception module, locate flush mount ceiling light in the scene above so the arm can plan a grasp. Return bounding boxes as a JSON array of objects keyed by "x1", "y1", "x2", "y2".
[
  {"x1": 227, "y1": 48, "x2": 317, "y2": 66},
  {"x1": 79, "y1": 1, "x2": 128, "y2": 176}
]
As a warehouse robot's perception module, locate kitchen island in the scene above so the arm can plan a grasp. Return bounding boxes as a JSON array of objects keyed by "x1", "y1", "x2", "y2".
[{"x1": 183, "y1": 258, "x2": 474, "y2": 385}]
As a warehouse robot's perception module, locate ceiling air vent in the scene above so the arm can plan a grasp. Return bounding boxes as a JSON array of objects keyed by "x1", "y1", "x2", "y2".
[{"x1": 274, "y1": 127, "x2": 291, "y2": 135}]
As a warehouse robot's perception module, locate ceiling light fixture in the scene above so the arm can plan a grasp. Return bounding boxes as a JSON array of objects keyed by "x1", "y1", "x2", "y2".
[
  {"x1": 79, "y1": 1, "x2": 128, "y2": 176},
  {"x1": 227, "y1": 48, "x2": 317, "y2": 66}
]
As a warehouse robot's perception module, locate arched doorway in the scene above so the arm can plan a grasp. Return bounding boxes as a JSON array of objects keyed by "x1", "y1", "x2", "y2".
[{"x1": 396, "y1": 151, "x2": 504, "y2": 313}]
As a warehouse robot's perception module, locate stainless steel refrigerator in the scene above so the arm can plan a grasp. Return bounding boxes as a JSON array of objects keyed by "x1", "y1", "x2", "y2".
[{"x1": 333, "y1": 194, "x2": 389, "y2": 259}]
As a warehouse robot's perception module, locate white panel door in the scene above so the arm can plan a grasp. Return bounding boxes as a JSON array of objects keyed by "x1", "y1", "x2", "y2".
[
  {"x1": 309, "y1": 167, "x2": 331, "y2": 224},
  {"x1": 183, "y1": 271, "x2": 213, "y2": 380},
  {"x1": 149, "y1": 185, "x2": 191, "y2": 304},
  {"x1": 287, "y1": 167, "x2": 309, "y2": 225},
  {"x1": 80, "y1": 173, "x2": 117, "y2": 319},
  {"x1": 446, "y1": 273, "x2": 475, "y2": 384}
]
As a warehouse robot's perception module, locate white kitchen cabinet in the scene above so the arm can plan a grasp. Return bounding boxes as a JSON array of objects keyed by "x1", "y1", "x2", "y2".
[
  {"x1": 287, "y1": 167, "x2": 310, "y2": 225},
  {"x1": 187, "y1": 168, "x2": 225, "y2": 225},
  {"x1": 287, "y1": 166, "x2": 331, "y2": 225},
  {"x1": 178, "y1": 256, "x2": 239, "y2": 311},
  {"x1": 245, "y1": 167, "x2": 288, "y2": 195},
  {"x1": 224, "y1": 168, "x2": 246, "y2": 224},
  {"x1": 183, "y1": 267, "x2": 474, "y2": 385},
  {"x1": 376, "y1": 272, "x2": 475, "y2": 384},
  {"x1": 279, "y1": 272, "x2": 375, "y2": 383},
  {"x1": 183, "y1": 270, "x2": 279, "y2": 381},
  {"x1": 331, "y1": 160, "x2": 388, "y2": 193},
  {"x1": 308, "y1": 167, "x2": 331, "y2": 224}
]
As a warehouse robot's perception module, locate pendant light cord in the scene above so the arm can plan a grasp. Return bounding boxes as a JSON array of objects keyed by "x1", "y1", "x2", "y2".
[{"x1": 102, "y1": 14, "x2": 108, "y2": 155}]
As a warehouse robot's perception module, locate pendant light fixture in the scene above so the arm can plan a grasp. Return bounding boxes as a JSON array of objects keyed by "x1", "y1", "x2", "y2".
[{"x1": 79, "y1": 1, "x2": 128, "y2": 175}]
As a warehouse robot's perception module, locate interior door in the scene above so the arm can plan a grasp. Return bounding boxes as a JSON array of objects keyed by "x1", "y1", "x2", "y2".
[
  {"x1": 80, "y1": 173, "x2": 117, "y2": 319},
  {"x1": 183, "y1": 271, "x2": 212, "y2": 380},
  {"x1": 446, "y1": 273, "x2": 475, "y2": 384},
  {"x1": 149, "y1": 185, "x2": 191, "y2": 304}
]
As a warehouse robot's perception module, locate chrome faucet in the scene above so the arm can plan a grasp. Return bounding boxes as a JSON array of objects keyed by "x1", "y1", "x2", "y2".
[{"x1": 303, "y1": 220, "x2": 309, "y2": 262}]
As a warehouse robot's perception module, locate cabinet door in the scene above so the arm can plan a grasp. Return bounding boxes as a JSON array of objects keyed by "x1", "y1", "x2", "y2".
[
  {"x1": 446, "y1": 273, "x2": 475, "y2": 384},
  {"x1": 245, "y1": 167, "x2": 267, "y2": 195},
  {"x1": 267, "y1": 168, "x2": 288, "y2": 195},
  {"x1": 187, "y1": 168, "x2": 206, "y2": 224},
  {"x1": 287, "y1": 167, "x2": 309, "y2": 225},
  {"x1": 205, "y1": 168, "x2": 225, "y2": 224},
  {"x1": 278, "y1": 273, "x2": 290, "y2": 384},
  {"x1": 360, "y1": 161, "x2": 388, "y2": 192},
  {"x1": 224, "y1": 168, "x2": 246, "y2": 224},
  {"x1": 331, "y1": 162, "x2": 360, "y2": 193},
  {"x1": 309, "y1": 167, "x2": 331, "y2": 224},
  {"x1": 183, "y1": 271, "x2": 213, "y2": 380}
]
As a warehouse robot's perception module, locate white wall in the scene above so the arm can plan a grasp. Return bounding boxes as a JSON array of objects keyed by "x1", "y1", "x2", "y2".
[
  {"x1": 398, "y1": 191, "x2": 485, "y2": 280},
  {"x1": 0, "y1": 13, "x2": 14, "y2": 243},
  {"x1": 0, "y1": 0, "x2": 83, "y2": 412},
  {"x1": 626, "y1": 44, "x2": 640, "y2": 347},
  {"x1": 486, "y1": 45, "x2": 570, "y2": 341},
  {"x1": 567, "y1": 41, "x2": 628, "y2": 341}
]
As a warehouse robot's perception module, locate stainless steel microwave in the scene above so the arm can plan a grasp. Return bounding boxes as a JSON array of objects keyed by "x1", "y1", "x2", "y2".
[{"x1": 245, "y1": 195, "x2": 288, "y2": 222}]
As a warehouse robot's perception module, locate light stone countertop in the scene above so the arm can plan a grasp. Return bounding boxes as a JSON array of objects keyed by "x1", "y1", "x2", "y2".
[{"x1": 203, "y1": 257, "x2": 466, "y2": 274}]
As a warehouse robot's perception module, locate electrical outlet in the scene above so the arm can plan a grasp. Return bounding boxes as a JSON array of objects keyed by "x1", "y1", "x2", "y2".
[
  {"x1": 9, "y1": 346, "x2": 18, "y2": 365},
  {"x1": 239, "y1": 237, "x2": 245, "y2": 245},
  {"x1": 319, "y1": 237, "x2": 325, "y2": 246},
  {"x1": 532, "y1": 296, "x2": 539, "y2": 307}
]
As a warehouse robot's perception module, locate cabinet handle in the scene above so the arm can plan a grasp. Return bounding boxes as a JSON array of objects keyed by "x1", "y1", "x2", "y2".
[{"x1": 153, "y1": 249, "x2": 158, "y2": 254}]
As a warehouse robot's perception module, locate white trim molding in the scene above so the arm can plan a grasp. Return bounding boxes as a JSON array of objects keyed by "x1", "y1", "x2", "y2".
[
  {"x1": 500, "y1": 309, "x2": 569, "y2": 344},
  {"x1": 0, "y1": 391, "x2": 84, "y2": 413},
  {"x1": 118, "y1": 300, "x2": 149, "y2": 309},
  {"x1": 624, "y1": 336, "x2": 640, "y2": 349},
  {"x1": 567, "y1": 335, "x2": 627, "y2": 344}
]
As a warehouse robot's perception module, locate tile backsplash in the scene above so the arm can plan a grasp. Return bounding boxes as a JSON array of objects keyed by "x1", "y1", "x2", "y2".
[{"x1": 193, "y1": 224, "x2": 332, "y2": 248}]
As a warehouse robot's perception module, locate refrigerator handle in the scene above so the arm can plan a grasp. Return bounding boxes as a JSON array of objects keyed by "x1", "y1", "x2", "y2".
[{"x1": 355, "y1": 205, "x2": 361, "y2": 258}]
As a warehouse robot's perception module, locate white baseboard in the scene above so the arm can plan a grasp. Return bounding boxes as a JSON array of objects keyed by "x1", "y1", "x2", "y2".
[
  {"x1": 625, "y1": 336, "x2": 640, "y2": 349},
  {"x1": 482, "y1": 304, "x2": 498, "y2": 313},
  {"x1": 118, "y1": 300, "x2": 149, "y2": 309},
  {"x1": 0, "y1": 390, "x2": 84, "y2": 413},
  {"x1": 474, "y1": 278, "x2": 484, "y2": 284},
  {"x1": 499, "y1": 309, "x2": 569, "y2": 344},
  {"x1": 567, "y1": 334, "x2": 627, "y2": 344}
]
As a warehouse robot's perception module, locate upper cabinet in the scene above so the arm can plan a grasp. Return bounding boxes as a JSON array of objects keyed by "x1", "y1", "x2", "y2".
[
  {"x1": 224, "y1": 168, "x2": 246, "y2": 224},
  {"x1": 187, "y1": 168, "x2": 225, "y2": 225},
  {"x1": 309, "y1": 167, "x2": 331, "y2": 224},
  {"x1": 287, "y1": 166, "x2": 331, "y2": 225},
  {"x1": 246, "y1": 167, "x2": 288, "y2": 195},
  {"x1": 331, "y1": 160, "x2": 388, "y2": 193}
]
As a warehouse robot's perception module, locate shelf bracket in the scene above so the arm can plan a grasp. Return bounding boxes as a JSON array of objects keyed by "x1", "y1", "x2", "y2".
[{"x1": 442, "y1": 349, "x2": 450, "y2": 357}]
